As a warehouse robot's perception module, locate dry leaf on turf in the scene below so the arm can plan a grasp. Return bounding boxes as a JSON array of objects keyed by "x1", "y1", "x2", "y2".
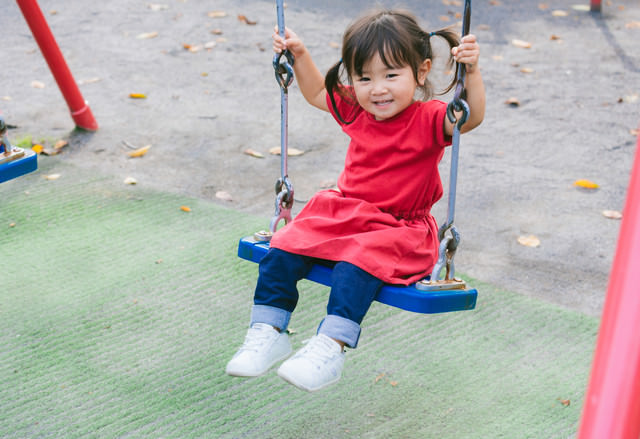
[
  {"x1": 518, "y1": 235, "x2": 540, "y2": 247},
  {"x1": 127, "y1": 145, "x2": 151, "y2": 158},
  {"x1": 129, "y1": 93, "x2": 147, "y2": 99},
  {"x1": 237, "y1": 14, "x2": 257, "y2": 25},
  {"x1": 505, "y1": 97, "x2": 520, "y2": 107},
  {"x1": 32, "y1": 144, "x2": 44, "y2": 154},
  {"x1": 269, "y1": 146, "x2": 305, "y2": 156},
  {"x1": 512, "y1": 39, "x2": 532, "y2": 49},
  {"x1": 573, "y1": 179, "x2": 599, "y2": 189},
  {"x1": 216, "y1": 191, "x2": 233, "y2": 201},
  {"x1": 44, "y1": 174, "x2": 61, "y2": 181},
  {"x1": 208, "y1": 11, "x2": 227, "y2": 18},
  {"x1": 31, "y1": 80, "x2": 46, "y2": 89},
  {"x1": 244, "y1": 148, "x2": 264, "y2": 158},
  {"x1": 602, "y1": 210, "x2": 622, "y2": 220},
  {"x1": 180, "y1": 205, "x2": 191, "y2": 212},
  {"x1": 552, "y1": 10, "x2": 569, "y2": 16},
  {"x1": 137, "y1": 31, "x2": 159, "y2": 39},
  {"x1": 124, "y1": 177, "x2": 138, "y2": 185},
  {"x1": 148, "y1": 3, "x2": 169, "y2": 11},
  {"x1": 572, "y1": 5, "x2": 590, "y2": 11}
]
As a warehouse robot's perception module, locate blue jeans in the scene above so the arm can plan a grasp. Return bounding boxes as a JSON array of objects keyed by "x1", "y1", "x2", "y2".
[{"x1": 251, "y1": 248, "x2": 383, "y2": 348}]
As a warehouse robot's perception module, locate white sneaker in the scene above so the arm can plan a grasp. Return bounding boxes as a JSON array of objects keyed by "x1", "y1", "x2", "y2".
[
  {"x1": 277, "y1": 334, "x2": 345, "y2": 392},
  {"x1": 225, "y1": 323, "x2": 292, "y2": 377}
]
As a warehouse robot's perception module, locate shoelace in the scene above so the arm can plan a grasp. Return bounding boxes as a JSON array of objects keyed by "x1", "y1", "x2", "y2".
[
  {"x1": 240, "y1": 327, "x2": 275, "y2": 353},
  {"x1": 298, "y1": 337, "x2": 339, "y2": 364}
]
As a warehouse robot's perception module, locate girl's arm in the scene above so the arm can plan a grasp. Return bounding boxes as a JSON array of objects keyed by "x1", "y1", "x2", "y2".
[
  {"x1": 444, "y1": 34, "x2": 486, "y2": 136},
  {"x1": 273, "y1": 28, "x2": 329, "y2": 112}
]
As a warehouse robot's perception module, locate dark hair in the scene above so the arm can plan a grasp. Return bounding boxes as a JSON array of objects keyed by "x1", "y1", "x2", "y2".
[{"x1": 325, "y1": 9, "x2": 460, "y2": 124}]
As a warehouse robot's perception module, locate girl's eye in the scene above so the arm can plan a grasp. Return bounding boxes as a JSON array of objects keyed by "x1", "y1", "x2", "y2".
[
  {"x1": 358, "y1": 77, "x2": 370, "y2": 82},
  {"x1": 387, "y1": 73, "x2": 398, "y2": 79}
]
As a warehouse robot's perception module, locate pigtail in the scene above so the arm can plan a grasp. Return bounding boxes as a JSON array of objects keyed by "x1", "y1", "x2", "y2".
[
  {"x1": 324, "y1": 59, "x2": 357, "y2": 125},
  {"x1": 425, "y1": 28, "x2": 461, "y2": 96}
]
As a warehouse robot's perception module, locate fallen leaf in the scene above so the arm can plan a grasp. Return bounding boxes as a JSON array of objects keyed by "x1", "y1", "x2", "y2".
[
  {"x1": 602, "y1": 210, "x2": 622, "y2": 220},
  {"x1": 625, "y1": 21, "x2": 640, "y2": 29},
  {"x1": 244, "y1": 148, "x2": 264, "y2": 158},
  {"x1": 9, "y1": 223, "x2": 16, "y2": 228},
  {"x1": 550, "y1": 34, "x2": 562, "y2": 41},
  {"x1": 390, "y1": 381, "x2": 398, "y2": 387},
  {"x1": 127, "y1": 145, "x2": 151, "y2": 158},
  {"x1": 518, "y1": 235, "x2": 540, "y2": 248},
  {"x1": 31, "y1": 80, "x2": 45, "y2": 89},
  {"x1": 520, "y1": 67, "x2": 534, "y2": 73},
  {"x1": 286, "y1": 328, "x2": 297, "y2": 335},
  {"x1": 137, "y1": 31, "x2": 159, "y2": 39},
  {"x1": 505, "y1": 97, "x2": 520, "y2": 107},
  {"x1": 552, "y1": 10, "x2": 569, "y2": 16},
  {"x1": 489, "y1": 0, "x2": 501, "y2": 5},
  {"x1": 623, "y1": 94, "x2": 639, "y2": 103},
  {"x1": 79, "y1": 77, "x2": 101, "y2": 85},
  {"x1": 477, "y1": 24, "x2": 491, "y2": 31},
  {"x1": 216, "y1": 191, "x2": 233, "y2": 201},
  {"x1": 210, "y1": 29, "x2": 223, "y2": 35},
  {"x1": 572, "y1": 4, "x2": 590, "y2": 11},
  {"x1": 329, "y1": 41, "x2": 341, "y2": 49},
  {"x1": 558, "y1": 398, "x2": 571, "y2": 407},
  {"x1": 512, "y1": 39, "x2": 532, "y2": 49},
  {"x1": 32, "y1": 144, "x2": 43, "y2": 154},
  {"x1": 129, "y1": 93, "x2": 147, "y2": 99},
  {"x1": 44, "y1": 174, "x2": 61, "y2": 181},
  {"x1": 53, "y1": 140, "x2": 68, "y2": 150},
  {"x1": 148, "y1": 3, "x2": 169, "y2": 11},
  {"x1": 208, "y1": 11, "x2": 227, "y2": 18},
  {"x1": 204, "y1": 41, "x2": 216, "y2": 50},
  {"x1": 269, "y1": 146, "x2": 305, "y2": 156},
  {"x1": 180, "y1": 205, "x2": 191, "y2": 212},
  {"x1": 124, "y1": 177, "x2": 138, "y2": 185},
  {"x1": 375, "y1": 373, "x2": 386, "y2": 383},
  {"x1": 538, "y1": 3, "x2": 549, "y2": 9},
  {"x1": 438, "y1": 15, "x2": 451, "y2": 22},
  {"x1": 237, "y1": 14, "x2": 257, "y2": 25},
  {"x1": 183, "y1": 43, "x2": 201, "y2": 53},
  {"x1": 574, "y1": 179, "x2": 599, "y2": 189}
]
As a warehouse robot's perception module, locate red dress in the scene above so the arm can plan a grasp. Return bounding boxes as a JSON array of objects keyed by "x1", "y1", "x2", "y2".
[{"x1": 270, "y1": 89, "x2": 451, "y2": 285}]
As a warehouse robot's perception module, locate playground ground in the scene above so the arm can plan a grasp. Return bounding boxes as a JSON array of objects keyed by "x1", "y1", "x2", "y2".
[{"x1": 1, "y1": 0, "x2": 639, "y2": 437}]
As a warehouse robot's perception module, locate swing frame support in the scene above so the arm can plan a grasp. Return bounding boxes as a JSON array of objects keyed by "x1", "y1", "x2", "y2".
[{"x1": 15, "y1": 0, "x2": 98, "y2": 131}]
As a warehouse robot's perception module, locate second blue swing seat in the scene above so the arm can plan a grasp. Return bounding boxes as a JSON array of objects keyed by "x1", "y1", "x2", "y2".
[
  {"x1": 0, "y1": 148, "x2": 38, "y2": 184},
  {"x1": 238, "y1": 236, "x2": 477, "y2": 314}
]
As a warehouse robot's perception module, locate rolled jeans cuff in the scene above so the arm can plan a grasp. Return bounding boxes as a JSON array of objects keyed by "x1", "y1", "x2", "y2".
[
  {"x1": 250, "y1": 304, "x2": 291, "y2": 332},
  {"x1": 318, "y1": 314, "x2": 361, "y2": 349}
]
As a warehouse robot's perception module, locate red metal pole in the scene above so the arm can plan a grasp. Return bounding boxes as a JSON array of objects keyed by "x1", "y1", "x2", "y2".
[
  {"x1": 578, "y1": 130, "x2": 640, "y2": 438},
  {"x1": 591, "y1": 0, "x2": 602, "y2": 12},
  {"x1": 15, "y1": 0, "x2": 98, "y2": 131}
]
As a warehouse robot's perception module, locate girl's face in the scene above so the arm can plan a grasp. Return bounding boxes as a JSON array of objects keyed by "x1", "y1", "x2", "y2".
[{"x1": 351, "y1": 53, "x2": 430, "y2": 121}]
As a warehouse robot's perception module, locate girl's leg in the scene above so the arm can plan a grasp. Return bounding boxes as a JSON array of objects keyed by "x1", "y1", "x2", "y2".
[
  {"x1": 319, "y1": 261, "x2": 383, "y2": 348},
  {"x1": 251, "y1": 248, "x2": 314, "y2": 332}
]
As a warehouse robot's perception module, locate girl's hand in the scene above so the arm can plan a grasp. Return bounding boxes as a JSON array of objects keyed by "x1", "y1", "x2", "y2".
[
  {"x1": 452, "y1": 34, "x2": 480, "y2": 73},
  {"x1": 272, "y1": 27, "x2": 306, "y2": 57}
]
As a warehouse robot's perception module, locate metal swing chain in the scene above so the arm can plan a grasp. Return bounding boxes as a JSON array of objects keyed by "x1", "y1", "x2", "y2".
[
  {"x1": 422, "y1": 0, "x2": 472, "y2": 287},
  {"x1": 268, "y1": 0, "x2": 295, "y2": 237}
]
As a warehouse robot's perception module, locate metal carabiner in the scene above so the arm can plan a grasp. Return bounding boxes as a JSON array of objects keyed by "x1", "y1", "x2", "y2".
[
  {"x1": 273, "y1": 51, "x2": 295, "y2": 90},
  {"x1": 431, "y1": 224, "x2": 460, "y2": 281},
  {"x1": 270, "y1": 177, "x2": 293, "y2": 234}
]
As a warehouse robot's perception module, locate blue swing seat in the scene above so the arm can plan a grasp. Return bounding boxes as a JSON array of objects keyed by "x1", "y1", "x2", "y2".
[
  {"x1": 237, "y1": 236, "x2": 477, "y2": 314},
  {"x1": 0, "y1": 148, "x2": 38, "y2": 184}
]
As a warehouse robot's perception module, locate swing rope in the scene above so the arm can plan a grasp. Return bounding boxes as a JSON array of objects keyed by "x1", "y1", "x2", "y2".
[
  {"x1": 421, "y1": 0, "x2": 472, "y2": 288},
  {"x1": 268, "y1": 0, "x2": 295, "y2": 237}
]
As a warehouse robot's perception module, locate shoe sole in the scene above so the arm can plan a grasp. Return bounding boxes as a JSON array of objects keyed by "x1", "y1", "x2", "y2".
[
  {"x1": 277, "y1": 368, "x2": 341, "y2": 392},
  {"x1": 226, "y1": 348, "x2": 292, "y2": 378}
]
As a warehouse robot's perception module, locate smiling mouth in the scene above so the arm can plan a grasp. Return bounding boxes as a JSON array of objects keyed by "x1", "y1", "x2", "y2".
[{"x1": 373, "y1": 99, "x2": 393, "y2": 106}]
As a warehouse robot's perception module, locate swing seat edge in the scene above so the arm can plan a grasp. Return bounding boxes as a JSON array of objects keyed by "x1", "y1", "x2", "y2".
[{"x1": 237, "y1": 236, "x2": 477, "y2": 314}]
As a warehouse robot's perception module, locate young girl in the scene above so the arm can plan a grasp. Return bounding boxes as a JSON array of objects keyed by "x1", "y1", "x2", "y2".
[{"x1": 226, "y1": 9, "x2": 485, "y2": 392}]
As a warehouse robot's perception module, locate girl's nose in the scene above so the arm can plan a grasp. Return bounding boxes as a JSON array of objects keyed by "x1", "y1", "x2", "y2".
[{"x1": 371, "y1": 81, "x2": 387, "y2": 95}]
